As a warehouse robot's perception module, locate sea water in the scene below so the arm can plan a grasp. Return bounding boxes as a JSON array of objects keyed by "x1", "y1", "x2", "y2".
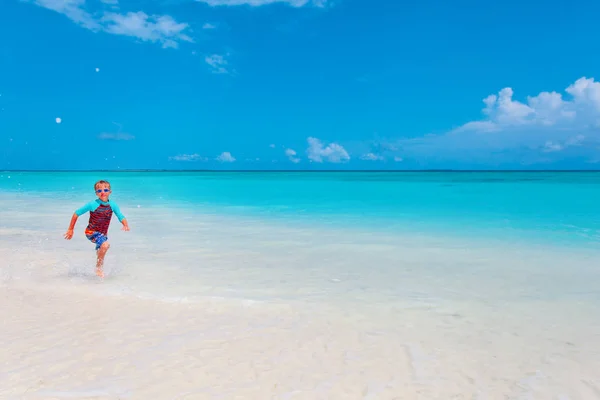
[
  {"x1": 1, "y1": 171, "x2": 600, "y2": 397},
  {"x1": 2, "y1": 171, "x2": 600, "y2": 243},
  {"x1": 1, "y1": 171, "x2": 599, "y2": 300}
]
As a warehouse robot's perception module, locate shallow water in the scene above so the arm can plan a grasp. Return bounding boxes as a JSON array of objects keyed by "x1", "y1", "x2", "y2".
[
  {"x1": 1, "y1": 172, "x2": 600, "y2": 398},
  {"x1": 2, "y1": 171, "x2": 600, "y2": 247}
]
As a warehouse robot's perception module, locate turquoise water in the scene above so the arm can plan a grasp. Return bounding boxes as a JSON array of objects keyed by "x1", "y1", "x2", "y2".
[
  {"x1": 3, "y1": 171, "x2": 600, "y2": 398},
  {"x1": 1, "y1": 171, "x2": 599, "y2": 247}
]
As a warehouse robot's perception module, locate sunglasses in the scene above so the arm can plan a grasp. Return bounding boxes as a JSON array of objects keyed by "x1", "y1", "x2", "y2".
[{"x1": 96, "y1": 189, "x2": 110, "y2": 193}]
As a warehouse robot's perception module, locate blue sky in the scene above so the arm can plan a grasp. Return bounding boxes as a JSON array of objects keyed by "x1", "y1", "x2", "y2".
[{"x1": 1, "y1": 0, "x2": 600, "y2": 170}]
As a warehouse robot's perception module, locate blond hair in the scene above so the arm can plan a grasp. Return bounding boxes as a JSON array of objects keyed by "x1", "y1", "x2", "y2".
[{"x1": 94, "y1": 180, "x2": 111, "y2": 190}]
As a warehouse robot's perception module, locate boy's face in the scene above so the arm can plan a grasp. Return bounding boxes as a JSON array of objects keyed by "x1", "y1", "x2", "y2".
[{"x1": 95, "y1": 183, "x2": 111, "y2": 202}]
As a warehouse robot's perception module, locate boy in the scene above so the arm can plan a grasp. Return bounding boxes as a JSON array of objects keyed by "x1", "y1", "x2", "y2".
[{"x1": 64, "y1": 180, "x2": 130, "y2": 278}]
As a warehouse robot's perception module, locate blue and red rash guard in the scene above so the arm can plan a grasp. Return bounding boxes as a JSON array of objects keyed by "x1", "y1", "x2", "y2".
[{"x1": 75, "y1": 199, "x2": 126, "y2": 236}]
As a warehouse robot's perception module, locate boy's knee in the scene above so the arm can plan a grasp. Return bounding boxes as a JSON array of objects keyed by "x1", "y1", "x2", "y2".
[{"x1": 101, "y1": 241, "x2": 110, "y2": 250}]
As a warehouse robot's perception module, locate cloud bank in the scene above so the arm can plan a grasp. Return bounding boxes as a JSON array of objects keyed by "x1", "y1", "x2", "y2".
[
  {"x1": 375, "y1": 76, "x2": 600, "y2": 166},
  {"x1": 460, "y1": 77, "x2": 600, "y2": 132},
  {"x1": 195, "y1": 0, "x2": 327, "y2": 7},
  {"x1": 30, "y1": 0, "x2": 193, "y2": 48},
  {"x1": 29, "y1": 0, "x2": 326, "y2": 49}
]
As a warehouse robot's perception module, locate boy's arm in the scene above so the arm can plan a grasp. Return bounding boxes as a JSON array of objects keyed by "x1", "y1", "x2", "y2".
[
  {"x1": 67, "y1": 213, "x2": 79, "y2": 230},
  {"x1": 74, "y1": 201, "x2": 97, "y2": 217},
  {"x1": 64, "y1": 201, "x2": 96, "y2": 239},
  {"x1": 64, "y1": 213, "x2": 79, "y2": 240},
  {"x1": 111, "y1": 202, "x2": 130, "y2": 230}
]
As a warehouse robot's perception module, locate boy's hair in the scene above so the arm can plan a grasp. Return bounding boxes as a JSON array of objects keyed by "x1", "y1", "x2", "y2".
[{"x1": 94, "y1": 180, "x2": 111, "y2": 190}]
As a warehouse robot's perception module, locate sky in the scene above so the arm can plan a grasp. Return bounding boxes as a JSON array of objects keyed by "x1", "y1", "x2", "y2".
[{"x1": 1, "y1": 0, "x2": 600, "y2": 170}]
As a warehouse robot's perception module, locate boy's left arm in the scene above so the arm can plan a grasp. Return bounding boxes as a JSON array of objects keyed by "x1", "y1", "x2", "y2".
[{"x1": 112, "y1": 202, "x2": 130, "y2": 231}]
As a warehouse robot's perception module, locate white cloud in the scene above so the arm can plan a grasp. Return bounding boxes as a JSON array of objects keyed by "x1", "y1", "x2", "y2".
[
  {"x1": 459, "y1": 77, "x2": 600, "y2": 132},
  {"x1": 102, "y1": 12, "x2": 193, "y2": 49},
  {"x1": 390, "y1": 76, "x2": 600, "y2": 166},
  {"x1": 565, "y1": 77, "x2": 600, "y2": 111},
  {"x1": 360, "y1": 152, "x2": 384, "y2": 161},
  {"x1": 29, "y1": 0, "x2": 193, "y2": 49},
  {"x1": 541, "y1": 134, "x2": 586, "y2": 153},
  {"x1": 205, "y1": 54, "x2": 230, "y2": 74},
  {"x1": 29, "y1": 0, "x2": 326, "y2": 49},
  {"x1": 269, "y1": 144, "x2": 276, "y2": 148},
  {"x1": 33, "y1": 0, "x2": 100, "y2": 30},
  {"x1": 216, "y1": 151, "x2": 235, "y2": 162},
  {"x1": 306, "y1": 137, "x2": 350, "y2": 163},
  {"x1": 196, "y1": 0, "x2": 326, "y2": 7},
  {"x1": 285, "y1": 148, "x2": 300, "y2": 163},
  {"x1": 98, "y1": 132, "x2": 135, "y2": 140},
  {"x1": 169, "y1": 153, "x2": 207, "y2": 161},
  {"x1": 394, "y1": 156, "x2": 403, "y2": 162}
]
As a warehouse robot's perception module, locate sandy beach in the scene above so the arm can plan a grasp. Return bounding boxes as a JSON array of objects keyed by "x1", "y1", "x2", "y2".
[
  {"x1": 2, "y1": 284, "x2": 421, "y2": 400},
  {"x1": 3, "y1": 277, "x2": 600, "y2": 399},
  {"x1": 2, "y1": 189, "x2": 600, "y2": 399}
]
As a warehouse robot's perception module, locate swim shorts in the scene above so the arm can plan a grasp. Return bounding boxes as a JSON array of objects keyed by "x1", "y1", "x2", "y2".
[{"x1": 85, "y1": 231, "x2": 108, "y2": 251}]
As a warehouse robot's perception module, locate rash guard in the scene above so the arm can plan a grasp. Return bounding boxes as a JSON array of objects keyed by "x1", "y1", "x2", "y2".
[{"x1": 75, "y1": 199, "x2": 125, "y2": 235}]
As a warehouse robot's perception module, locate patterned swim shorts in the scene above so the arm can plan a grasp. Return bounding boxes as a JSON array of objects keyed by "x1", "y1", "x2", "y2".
[{"x1": 85, "y1": 231, "x2": 109, "y2": 251}]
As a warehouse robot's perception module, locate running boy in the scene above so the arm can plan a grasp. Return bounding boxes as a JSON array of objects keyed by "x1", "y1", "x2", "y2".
[{"x1": 64, "y1": 180, "x2": 130, "y2": 278}]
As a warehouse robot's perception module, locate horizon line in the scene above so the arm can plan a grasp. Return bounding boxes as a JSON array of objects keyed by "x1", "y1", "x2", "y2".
[{"x1": 2, "y1": 169, "x2": 600, "y2": 173}]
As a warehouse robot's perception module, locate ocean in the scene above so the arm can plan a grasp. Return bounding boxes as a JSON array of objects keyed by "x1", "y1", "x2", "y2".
[
  {"x1": 3, "y1": 171, "x2": 600, "y2": 243},
  {"x1": 1, "y1": 171, "x2": 599, "y2": 398}
]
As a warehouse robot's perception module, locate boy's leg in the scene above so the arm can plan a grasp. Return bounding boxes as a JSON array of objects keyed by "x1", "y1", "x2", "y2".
[{"x1": 96, "y1": 241, "x2": 110, "y2": 278}]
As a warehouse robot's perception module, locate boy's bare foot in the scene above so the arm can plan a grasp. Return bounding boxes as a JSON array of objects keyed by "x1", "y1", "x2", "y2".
[
  {"x1": 95, "y1": 241, "x2": 110, "y2": 279},
  {"x1": 96, "y1": 258, "x2": 104, "y2": 278}
]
